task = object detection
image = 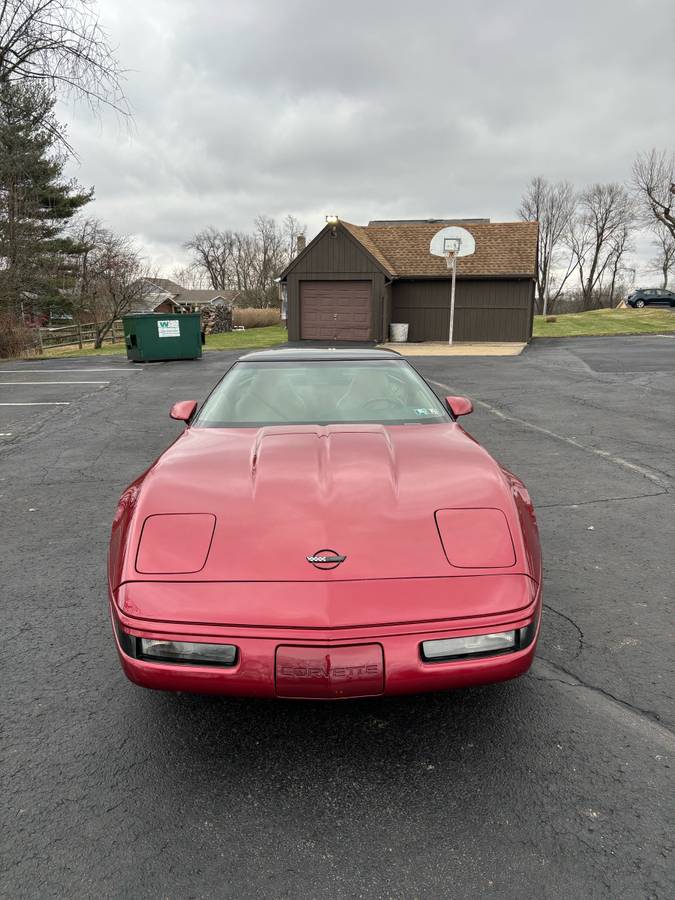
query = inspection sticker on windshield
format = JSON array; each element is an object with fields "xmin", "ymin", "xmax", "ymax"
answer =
[
  {"xmin": 415, "ymin": 408, "xmax": 436, "ymax": 416},
  {"xmin": 157, "ymin": 319, "xmax": 180, "ymax": 338}
]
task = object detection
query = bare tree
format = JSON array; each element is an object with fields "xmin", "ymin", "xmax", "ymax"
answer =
[
  {"xmin": 68, "ymin": 215, "xmax": 105, "ymax": 320},
  {"xmin": 646, "ymin": 223, "xmax": 675, "ymax": 288},
  {"xmin": 185, "ymin": 215, "xmax": 307, "ymax": 307},
  {"xmin": 169, "ymin": 263, "xmax": 206, "ymax": 289},
  {"xmin": 251, "ymin": 215, "xmax": 286, "ymax": 304},
  {"xmin": 0, "ymin": 0, "xmax": 127, "ymax": 127},
  {"xmin": 567, "ymin": 183, "xmax": 634, "ymax": 309},
  {"xmin": 184, "ymin": 227, "xmax": 236, "ymax": 290},
  {"xmin": 518, "ymin": 176, "xmax": 576, "ymax": 313},
  {"xmin": 605, "ymin": 225, "xmax": 633, "ymax": 308},
  {"xmin": 281, "ymin": 213, "xmax": 306, "ymax": 263},
  {"xmin": 632, "ymin": 149, "xmax": 675, "ymax": 240},
  {"xmin": 233, "ymin": 229, "xmax": 257, "ymax": 294},
  {"xmin": 87, "ymin": 230, "xmax": 147, "ymax": 347}
]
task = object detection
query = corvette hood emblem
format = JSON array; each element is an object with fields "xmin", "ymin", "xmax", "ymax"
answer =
[{"xmin": 306, "ymin": 549, "xmax": 347, "ymax": 570}]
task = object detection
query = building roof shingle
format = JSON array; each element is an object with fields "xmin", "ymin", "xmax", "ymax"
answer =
[
  {"xmin": 342, "ymin": 219, "xmax": 538, "ymax": 278},
  {"xmin": 146, "ymin": 277, "xmax": 184, "ymax": 294},
  {"xmin": 129, "ymin": 279, "xmax": 240, "ymax": 313},
  {"xmin": 173, "ymin": 289, "xmax": 239, "ymax": 306},
  {"xmin": 340, "ymin": 221, "xmax": 397, "ymax": 276}
]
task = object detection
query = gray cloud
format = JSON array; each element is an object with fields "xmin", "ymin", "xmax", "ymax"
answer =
[{"xmin": 60, "ymin": 0, "xmax": 674, "ymax": 274}]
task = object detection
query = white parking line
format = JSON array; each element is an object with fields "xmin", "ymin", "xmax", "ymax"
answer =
[
  {"xmin": 0, "ymin": 432, "xmax": 12, "ymax": 436},
  {"xmin": 0, "ymin": 367, "xmax": 143, "ymax": 373},
  {"xmin": 0, "ymin": 381, "xmax": 110, "ymax": 385},
  {"xmin": 0, "ymin": 402, "xmax": 71, "ymax": 406}
]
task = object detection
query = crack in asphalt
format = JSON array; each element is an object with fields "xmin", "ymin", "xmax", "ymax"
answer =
[
  {"xmin": 541, "ymin": 603, "xmax": 585, "ymax": 660},
  {"xmin": 530, "ymin": 658, "xmax": 675, "ymax": 744},
  {"xmin": 537, "ymin": 489, "xmax": 670, "ymax": 509},
  {"xmin": 0, "ymin": 379, "xmax": 132, "ymax": 456}
]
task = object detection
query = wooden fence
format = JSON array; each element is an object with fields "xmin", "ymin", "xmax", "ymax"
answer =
[{"xmin": 36, "ymin": 320, "xmax": 125, "ymax": 352}]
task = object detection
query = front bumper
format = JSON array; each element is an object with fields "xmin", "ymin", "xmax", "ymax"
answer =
[{"xmin": 110, "ymin": 583, "xmax": 541, "ymax": 699}]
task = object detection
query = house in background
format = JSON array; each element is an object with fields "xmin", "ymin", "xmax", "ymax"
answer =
[
  {"xmin": 131, "ymin": 278, "xmax": 240, "ymax": 314},
  {"xmin": 279, "ymin": 218, "xmax": 538, "ymax": 343}
]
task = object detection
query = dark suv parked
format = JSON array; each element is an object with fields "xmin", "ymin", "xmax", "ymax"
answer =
[{"xmin": 626, "ymin": 288, "xmax": 675, "ymax": 308}]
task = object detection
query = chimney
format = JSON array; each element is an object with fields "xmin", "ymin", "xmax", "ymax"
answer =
[{"xmin": 296, "ymin": 234, "xmax": 306, "ymax": 254}]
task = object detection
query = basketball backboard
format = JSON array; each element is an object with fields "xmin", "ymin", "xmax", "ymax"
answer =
[{"xmin": 429, "ymin": 225, "xmax": 476, "ymax": 259}]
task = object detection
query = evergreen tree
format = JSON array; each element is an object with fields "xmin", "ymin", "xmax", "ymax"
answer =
[{"xmin": 0, "ymin": 82, "xmax": 92, "ymax": 316}]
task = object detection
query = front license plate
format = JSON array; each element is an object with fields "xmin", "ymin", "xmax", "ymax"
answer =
[{"xmin": 275, "ymin": 644, "xmax": 384, "ymax": 699}]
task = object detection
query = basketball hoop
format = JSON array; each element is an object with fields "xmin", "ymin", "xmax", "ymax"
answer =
[
  {"xmin": 430, "ymin": 228, "xmax": 476, "ymax": 345},
  {"xmin": 443, "ymin": 237, "xmax": 462, "ymax": 257}
]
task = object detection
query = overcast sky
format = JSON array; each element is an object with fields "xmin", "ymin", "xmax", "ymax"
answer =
[{"xmin": 60, "ymin": 0, "xmax": 674, "ymax": 276}]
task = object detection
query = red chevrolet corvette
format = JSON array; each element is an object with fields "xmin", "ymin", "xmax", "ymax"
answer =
[{"xmin": 109, "ymin": 349, "xmax": 541, "ymax": 699}]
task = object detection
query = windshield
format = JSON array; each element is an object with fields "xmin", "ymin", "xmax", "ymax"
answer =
[{"xmin": 194, "ymin": 360, "xmax": 450, "ymax": 427}]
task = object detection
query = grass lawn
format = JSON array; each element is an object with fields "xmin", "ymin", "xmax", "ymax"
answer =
[
  {"xmin": 533, "ymin": 307, "xmax": 675, "ymax": 338},
  {"xmin": 31, "ymin": 324, "xmax": 288, "ymax": 359},
  {"xmin": 205, "ymin": 324, "xmax": 287, "ymax": 351}
]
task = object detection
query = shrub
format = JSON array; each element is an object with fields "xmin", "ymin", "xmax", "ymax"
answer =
[
  {"xmin": 233, "ymin": 307, "xmax": 281, "ymax": 328},
  {"xmin": 0, "ymin": 314, "xmax": 35, "ymax": 359}
]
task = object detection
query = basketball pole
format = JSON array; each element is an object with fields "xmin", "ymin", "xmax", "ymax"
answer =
[
  {"xmin": 448, "ymin": 250, "xmax": 457, "ymax": 345},
  {"xmin": 434, "ymin": 229, "xmax": 474, "ymax": 343}
]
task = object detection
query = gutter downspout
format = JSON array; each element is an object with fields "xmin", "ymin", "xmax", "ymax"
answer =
[{"xmin": 383, "ymin": 277, "xmax": 394, "ymax": 343}]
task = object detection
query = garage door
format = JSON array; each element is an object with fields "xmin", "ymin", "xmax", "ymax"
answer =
[{"xmin": 300, "ymin": 281, "xmax": 371, "ymax": 341}]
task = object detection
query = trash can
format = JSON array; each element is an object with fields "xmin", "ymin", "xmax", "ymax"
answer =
[
  {"xmin": 389, "ymin": 322, "xmax": 409, "ymax": 343},
  {"xmin": 122, "ymin": 313, "xmax": 203, "ymax": 362}
]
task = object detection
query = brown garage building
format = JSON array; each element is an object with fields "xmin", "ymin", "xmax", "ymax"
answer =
[{"xmin": 280, "ymin": 218, "xmax": 538, "ymax": 343}]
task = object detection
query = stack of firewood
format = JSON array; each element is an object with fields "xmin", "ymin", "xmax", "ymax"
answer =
[{"xmin": 201, "ymin": 305, "xmax": 233, "ymax": 334}]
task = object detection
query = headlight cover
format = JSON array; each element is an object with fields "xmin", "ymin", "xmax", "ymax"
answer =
[
  {"xmin": 435, "ymin": 508, "xmax": 516, "ymax": 568},
  {"xmin": 139, "ymin": 638, "xmax": 237, "ymax": 666},
  {"xmin": 421, "ymin": 630, "xmax": 516, "ymax": 661},
  {"xmin": 135, "ymin": 513, "xmax": 216, "ymax": 575}
]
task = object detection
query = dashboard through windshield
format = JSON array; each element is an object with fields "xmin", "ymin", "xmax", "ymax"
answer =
[{"xmin": 194, "ymin": 360, "xmax": 450, "ymax": 427}]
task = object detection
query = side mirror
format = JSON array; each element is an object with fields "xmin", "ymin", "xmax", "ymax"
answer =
[
  {"xmin": 170, "ymin": 400, "xmax": 198, "ymax": 423},
  {"xmin": 445, "ymin": 395, "xmax": 473, "ymax": 418}
]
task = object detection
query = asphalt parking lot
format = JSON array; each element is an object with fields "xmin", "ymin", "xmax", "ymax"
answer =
[{"xmin": 1, "ymin": 335, "xmax": 673, "ymax": 899}]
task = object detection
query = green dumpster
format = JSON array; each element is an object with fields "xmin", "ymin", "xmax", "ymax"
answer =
[{"xmin": 122, "ymin": 313, "xmax": 203, "ymax": 362}]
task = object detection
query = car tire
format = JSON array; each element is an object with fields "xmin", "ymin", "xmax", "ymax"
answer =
[{"xmin": 635, "ymin": 299, "xmax": 646, "ymax": 308}]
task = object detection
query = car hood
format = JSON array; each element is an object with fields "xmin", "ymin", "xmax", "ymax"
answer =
[{"xmin": 113, "ymin": 423, "xmax": 534, "ymax": 586}]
